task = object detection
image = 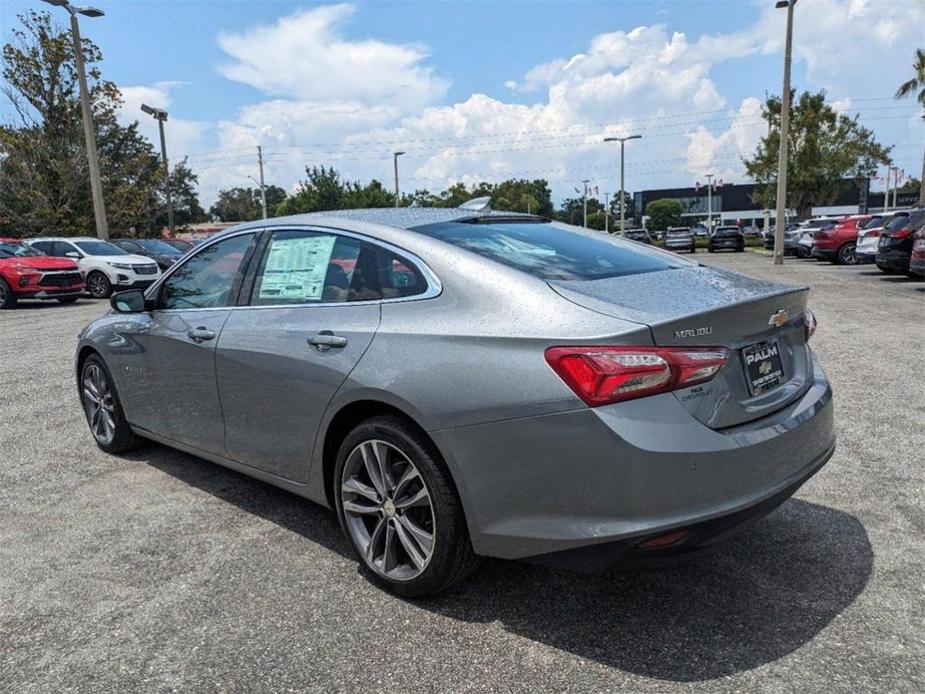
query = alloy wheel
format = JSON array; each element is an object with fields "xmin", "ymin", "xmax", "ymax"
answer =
[
  {"xmin": 0, "ymin": 281, "xmax": 7, "ymax": 304},
  {"xmin": 82, "ymin": 363, "xmax": 116, "ymax": 445},
  {"xmin": 839, "ymin": 244, "xmax": 857, "ymax": 265},
  {"xmin": 87, "ymin": 273, "xmax": 109, "ymax": 298},
  {"xmin": 341, "ymin": 439, "xmax": 435, "ymax": 581}
]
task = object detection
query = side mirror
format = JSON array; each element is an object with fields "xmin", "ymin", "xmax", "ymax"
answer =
[
  {"xmin": 65, "ymin": 251, "xmax": 81, "ymax": 258},
  {"xmin": 110, "ymin": 289, "xmax": 147, "ymax": 314}
]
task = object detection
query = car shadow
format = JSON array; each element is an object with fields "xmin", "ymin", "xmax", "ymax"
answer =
[{"xmin": 134, "ymin": 442, "xmax": 872, "ymax": 683}]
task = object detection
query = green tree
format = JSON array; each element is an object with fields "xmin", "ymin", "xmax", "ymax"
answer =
[
  {"xmin": 894, "ymin": 48, "xmax": 925, "ymax": 204},
  {"xmin": 161, "ymin": 159, "xmax": 207, "ymax": 231},
  {"xmin": 209, "ymin": 186, "xmax": 262, "ymax": 222},
  {"xmin": 263, "ymin": 184, "xmax": 287, "ymax": 212},
  {"xmin": 0, "ymin": 11, "xmax": 195, "ymax": 237},
  {"xmin": 743, "ymin": 90, "xmax": 891, "ymax": 218},
  {"xmin": 275, "ymin": 166, "xmax": 399, "ymax": 215},
  {"xmin": 645, "ymin": 198, "xmax": 683, "ymax": 231}
]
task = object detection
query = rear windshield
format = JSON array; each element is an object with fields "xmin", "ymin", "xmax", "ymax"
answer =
[
  {"xmin": 137, "ymin": 239, "xmax": 182, "ymax": 255},
  {"xmin": 885, "ymin": 213, "xmax": 914, "ymax": 230},
  {"xmin": 411, "ymin": 220, "xmax": 687, "ymax": 281},
  {"xmin": 861, "ymin": 216, "xmax": 883, "ymax": 229}
]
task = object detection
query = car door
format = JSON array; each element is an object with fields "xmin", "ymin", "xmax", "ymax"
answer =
[
  {"xmin": 112, "ymin": 231, "xmax": 259, "ymax": 454},
  {"xmin": 215, "ymin": 228, "xmax": 383, "ymax": 482}
]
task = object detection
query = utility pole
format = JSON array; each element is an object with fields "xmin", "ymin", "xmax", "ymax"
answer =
[
  {"xmin": 604, "ymin": 192, "xmax": 610, "ymax": 233},
  {"xmin": 44, "ymin": 1, "xmax": 108, "ymax": 238},
  {"xmin": 705, "ymin": 173, "xmax": 714, "ymax": 232},
  {"xmin": 393, "ymin": 151, "xmax": 405, "ymax": 207},
  {"xmin": 883, "ymin": 167, "xmax": 891, "ymax": 212},
  {"xmin": 141, "ymin": 104, "xmax": 174, "ymax": 234},
  {"xmin": 257, "ymin": 145, "xmax": 267, "ymax": 219},
  {"xmin": 604, "ymin": 134, "xmax": 642, "ymax": 234},
  {"xmin": 891, "ymin": 167, "xmax": 901, "ymax": 208},
  {"xmin": 582, "ymin": 180, "xmax": 590, "ymax": 228},
  {"xmin": 773, "ymin": 0, "xmax": 797, "ymax": 265}
]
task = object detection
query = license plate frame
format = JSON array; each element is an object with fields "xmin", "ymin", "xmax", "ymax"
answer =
[{"xmin": 742, "ymin": 340, "xmax": 784, "ymax": 396}]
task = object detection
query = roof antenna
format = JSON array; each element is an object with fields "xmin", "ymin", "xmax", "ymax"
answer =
[{"xmin": 458, "ymin": 196, "xmax": 492, "ymax": 212}]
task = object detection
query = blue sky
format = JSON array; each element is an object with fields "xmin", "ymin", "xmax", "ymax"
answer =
[{"xmin": 2, "ymin": 0, "xmax": 922, "ymax": 205}]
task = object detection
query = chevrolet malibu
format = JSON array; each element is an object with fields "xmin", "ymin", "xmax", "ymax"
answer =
[{"xmin": 75, "ymin": 205, "xmax": 835, "ymax": 597}]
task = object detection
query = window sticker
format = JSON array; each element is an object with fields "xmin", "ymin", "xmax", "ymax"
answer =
[{"xmin": 258, "ymin": 235, "xmax": 337, "ymax": 301}]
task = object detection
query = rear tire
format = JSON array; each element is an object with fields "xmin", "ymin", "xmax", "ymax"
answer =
[
  {"xmin": 79, "ymin": 355, "xmax": 142, "ymax": 454},
  {"xmin": 836, "ymin": 243, "xmax": 857, "ymax": 265},
  {"xmin": 86, "ymin": 271, "xmax": 112, "ymax": 299},
  {"xmin": 0, "ymin": 278, "xmax": 17, "ymax": 309},
  {"xmin": 334, "ymin": 415, "xmax": 479, "ymax": 598}
]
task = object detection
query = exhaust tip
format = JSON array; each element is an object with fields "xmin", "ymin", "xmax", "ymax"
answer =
[{"xmin": 637, "ymin": 529, "xmax": 690, "ymax": 550}]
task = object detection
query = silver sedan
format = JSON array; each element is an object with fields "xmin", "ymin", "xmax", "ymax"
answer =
[{"xmin": 75, "ymin": 205, "xmax": 835, "ymax": 597}]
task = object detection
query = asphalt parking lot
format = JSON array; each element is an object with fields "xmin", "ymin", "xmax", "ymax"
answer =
[{"xmin": 1, "ymin": 251, "xmax": 923, "ymax": 693}]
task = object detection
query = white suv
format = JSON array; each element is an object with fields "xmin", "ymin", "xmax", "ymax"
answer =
[
  {"xmin": 856, "ymin": 211, "xmax": 907, "ymax": 264},
  {"xmin": 25, "ymin": 237, "xmax": 161, "ymax": 298}
]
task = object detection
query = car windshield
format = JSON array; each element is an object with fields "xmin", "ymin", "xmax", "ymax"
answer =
[
  {"xmin": 0, "ymin": 241, "xmax": 43, "ymax": 258},
  {"xmin": 136, "ymin": 239, "xmax": 182, "ymax": 255},
  {"xmin": 73, "ymin": 240, "xmax": 127, "ymax": 256},
  {"xmin": 411, "ymin": 220, "xmax": 687, "ymax": 281}
]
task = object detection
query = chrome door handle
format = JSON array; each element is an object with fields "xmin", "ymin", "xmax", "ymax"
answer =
[
  {"xmin": 187, "ymin": 327, "xmax": 216, "ymax": 343},
  {"xmin": 308, "ymin": 331, "xmax": 348, "ymax": 351}
]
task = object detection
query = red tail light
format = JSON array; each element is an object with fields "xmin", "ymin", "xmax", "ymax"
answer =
[
  {"xmin": 804, "ymin": 309, "xmax": 817, "ymax": 342},
  {"xmin": 545, "ymin": 345, "xmax": 729, "ymax": 406},
  {"xmin": 892, "ymin": 227, "xmax": 913, "ymax": 240}
]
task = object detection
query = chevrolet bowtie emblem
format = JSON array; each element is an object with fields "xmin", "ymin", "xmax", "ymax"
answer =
[{"xmin": 768, "ymin": 309, "xmax": 789, "ymax": 328}]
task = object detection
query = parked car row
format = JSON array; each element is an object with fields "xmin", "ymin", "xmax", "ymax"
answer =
[
  {"xmin": 0, "ymin": 236, "xmax": 203, "ymax": 309},
  {"xmin": 759, "ymin": 209, "xmax": 925, "ymax": 278}
]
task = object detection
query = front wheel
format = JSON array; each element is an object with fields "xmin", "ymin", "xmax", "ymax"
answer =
[
  {"xmin": 86, "ymin": 271, "xmax": 112, "ymax": 299},
  {"xmin": 0, "ymin": 278, "xmax": 17, "ymax": 309},
  {"xmin": 79, "ymin": 355, "xmax": 141, "ymax": 454},
  {"xmin": 335, "ymin": 416, "xmax": 479, "ymax": 597}
]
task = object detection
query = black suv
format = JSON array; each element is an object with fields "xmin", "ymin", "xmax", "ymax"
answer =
[
  {"xmin": 876, "ymin": 208, "xmax": 925, "ymax": 277},
  {"xmin": 708, "ymin": 226, "xmax": 745, "ymax": 253}
]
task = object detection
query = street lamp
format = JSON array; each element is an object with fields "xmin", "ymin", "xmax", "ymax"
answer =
[
  {"xmin": 773, "ymin": 0, "xmax": 797, "ymax": 265},
  {"xmin": 393, "ymin": 151, "xmax": 405, "ymax": 207},
  {"xmin": 140, "ymin": 103, "xmax": 174, "ymax": 234},
  {"xmin": 604, "ymin": 134, "xmax": 642, "ymax": 233},
  {"xmin": 42, "ymin": 0, "xmax": 108, "ymax": 238}
]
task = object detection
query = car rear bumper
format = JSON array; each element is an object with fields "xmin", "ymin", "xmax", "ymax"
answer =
[
  {"xmin": 811, "ymin": 247, "xmax": 836, "ymax": 260},
  {"xmin": 433, "ymin": 355, "xmax": 835, "ymax": 565},
  {"xmin": 875, "ymin": 249, "xmax": 910, "ymax": 271}
]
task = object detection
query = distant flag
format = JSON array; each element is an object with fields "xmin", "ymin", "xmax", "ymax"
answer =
[{"xmin": 695, "ymin": 181, "xmax": 700, "ymax": 191}]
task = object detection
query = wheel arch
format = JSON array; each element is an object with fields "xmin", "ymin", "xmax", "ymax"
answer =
[
  {"xmin": 319, "ymin": 398, "xmax": 466, "ymax": 520},
  {"xmin": 75, "ymin": 344, "xmax": 101, "ymax": 384}
]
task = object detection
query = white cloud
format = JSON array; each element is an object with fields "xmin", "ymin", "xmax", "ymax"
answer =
[
  {"xmin": 186, "ymin": 0, "xmax": 923, "ymax": 206},
  {"xmin": 216, "ymin": 4, "xmax": 448, "ymax": 111}
]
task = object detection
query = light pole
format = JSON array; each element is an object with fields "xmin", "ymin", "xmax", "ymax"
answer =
[
  {"xmin": 43, "ymin": 0, "xmax": 108, "ymax": 238},
  {"xmin": 393, "ymin": 151, "xmax": 405, "ymax": 207},
  {"xmin": 604, "ymin": 134, "xmax": 642, "ymax": 234},
  {"xmin": 604, "ymin": 192, "xmax": 610, "ymax": 233},
  {"xmin": 140, "ymin": 103, "xmax": 174, "ymax": 234},
  {"xmin": 773, "ymin": 0, "xmax": 797, "ymax": 265}
]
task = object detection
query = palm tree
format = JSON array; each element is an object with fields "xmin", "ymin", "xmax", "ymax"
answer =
[{"xmin": 895, "ymin": 48, "xmax": 925, "ymax": 204}]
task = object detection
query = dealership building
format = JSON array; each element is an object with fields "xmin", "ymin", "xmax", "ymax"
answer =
[{"xmin": 631, "ymin": 179, "xmax": 910, "ymax": 228}]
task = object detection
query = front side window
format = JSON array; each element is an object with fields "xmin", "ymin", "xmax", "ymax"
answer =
[
  {"xmin": 251, "ymin": 230, "xmax": 380, "ymax": 305},
  {"xmin": 158, "ymin": 233, "xmax": 255, "ymax": 310}
]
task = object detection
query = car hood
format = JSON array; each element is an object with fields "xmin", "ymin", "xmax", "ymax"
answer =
[
  {"xmin": 1, "ymin": 256, "xmax": 78, "ymax": 271},
  {"xmin": 94, "ymin": 254, "xmax": 155, "ymax": 265}
]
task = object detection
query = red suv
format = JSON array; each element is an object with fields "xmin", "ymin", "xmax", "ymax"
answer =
[
  {"xmin": 0, "ymin": 237, "xmax": 85, "ymax": 309},
  {"xmin": 812, "ymin": 214, "xmax": 876, "ymax": 265}
]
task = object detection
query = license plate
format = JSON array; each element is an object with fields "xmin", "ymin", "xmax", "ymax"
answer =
[
  {"xmin": 742, "ymin": 341, "xmax": 784, "ymax": 396},
  {"xmin": 879, "ymin": 236, "xmax": 889, "ymax": 247}
]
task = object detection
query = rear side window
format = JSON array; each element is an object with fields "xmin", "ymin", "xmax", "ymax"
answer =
[
  {"xmin": 886, "ymin": 214, "xmax": 911, "ymax": 230},
  {"xmin": 251, "ymin": 230, "xmax": 380, "ymax": 305},
  {"xmin": 411, "ymin": 220, "xmax": 685, "ymax": 281},
  {"xmin": 377, "ymin": 248, "xmax": 428, "ymax": 299}
]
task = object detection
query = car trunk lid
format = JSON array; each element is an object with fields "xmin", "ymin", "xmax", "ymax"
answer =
[{"xmin": 549, "ymin": 265, "xmax": 813, "ymax": 428}]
